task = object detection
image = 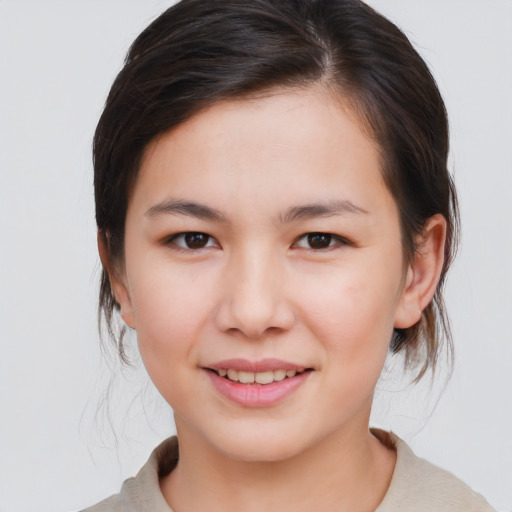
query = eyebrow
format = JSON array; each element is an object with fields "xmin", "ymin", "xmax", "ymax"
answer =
[
  {"xmin": 145, "ymin": 198, "xmax": 368, "ymax": 223},
  {"xmin": 279, "ymin": 200, "xmax": 369, "ymax": 224},
  {"xmin": 145, "ymin": 199, "xmax": 227, "ymax": 222}
]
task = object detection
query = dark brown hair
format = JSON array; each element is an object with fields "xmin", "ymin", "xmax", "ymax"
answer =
[{"xmin": 94, "ymin": 0, "xmax": 459, "ymax": 380}]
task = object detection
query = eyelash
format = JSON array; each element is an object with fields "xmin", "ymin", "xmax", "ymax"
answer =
[
  {"xmin": 292, "ymin": 232, "xmax": 351, "ymax": 251},
  {"xmin": 166, "ymin": 232, "xmax": 219, "ymax": 250},
  {"xmin": 165, "ymin": 231, "xmax": 351, "ymax": 252}
]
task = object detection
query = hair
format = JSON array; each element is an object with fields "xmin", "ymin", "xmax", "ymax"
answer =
[{"xmin": 94, "ymin": 0, "xmax": 459, "ymax": 381}]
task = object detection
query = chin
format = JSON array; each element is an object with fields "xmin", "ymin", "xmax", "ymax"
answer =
[{"xmin": 207, "ymin": 426, "xmax": 312, "ymax": 463}]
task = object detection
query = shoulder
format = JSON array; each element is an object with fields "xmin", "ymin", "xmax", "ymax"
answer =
[
  {"xmin": 80, "ymin": 492, "xmax": 126, "ymax": 512},
  {"xmin": 80, "ymin": 437, "xmax": 178, "ymax": 512},
  {"xmin": 374, "ymin": 429, "xmax": 495, "ymax": 512}
]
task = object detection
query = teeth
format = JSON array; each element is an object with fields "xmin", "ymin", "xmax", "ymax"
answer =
[
  {"xmin": 255, "ymin": 371, "xmax": 273, "ymax": 384},
  {"xmin": 227, "ymin": 369, "xmax": 238, "ymax": 381},
  {"xmin": 273, "ymin": 369, "xmax": 286, "ymax": 381},
  {"xmin": 238, "ymin": 371, "xmax": 255, "ymax": 384},
  {"xmin": 216, "ymin": 368, "xmax": 304, "ymax": 384}
]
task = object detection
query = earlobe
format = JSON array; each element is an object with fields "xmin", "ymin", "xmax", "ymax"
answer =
[
  {"xmin": 394, "ymin": 214, "xmax": 447, "ymax": 329},
  {"xmin": 97, "ymin": 230, "xmax": 136, "ymax": 329}
]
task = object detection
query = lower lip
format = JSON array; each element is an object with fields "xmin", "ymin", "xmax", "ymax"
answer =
[{"xmin": 206, "ymin": 370, "xmax": 311, "ymax": 407}]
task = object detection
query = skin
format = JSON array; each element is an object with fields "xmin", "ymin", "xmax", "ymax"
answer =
[{"xmin": 104, "ymin": 86, "xmax": 446, "ymax": 512}]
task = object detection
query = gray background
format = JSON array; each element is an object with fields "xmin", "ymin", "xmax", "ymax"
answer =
[{"xmin": 0, "ymin": 1, "xmax": 511, "ymax": 510}]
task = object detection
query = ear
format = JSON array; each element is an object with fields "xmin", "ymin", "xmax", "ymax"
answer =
[
  {"xmin": 394, "ymin": 214, "xmax": 447, "ymax": 329},
  {"xmin": 97, "ymin": 230, "xmax": 136, "ymax": 329}
]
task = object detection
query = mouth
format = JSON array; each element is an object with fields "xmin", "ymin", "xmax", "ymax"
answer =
[
  {"xmin": 208, "ymin": 367, "xmax": 311, "ymax": 385},
  {"xmin": 203, "ymin": 358, "xmax": 314, "ymax": 406}
]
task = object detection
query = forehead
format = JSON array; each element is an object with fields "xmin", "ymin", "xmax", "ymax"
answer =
[{"xmin": 134, "ymin": 86, "xmax": 393, "ymax": 219}]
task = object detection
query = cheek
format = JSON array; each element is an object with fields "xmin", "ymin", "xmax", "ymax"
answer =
[
  {"xmin": 125, "ymin": 264, "xmax": 221, "ymax": 409},
  {"xmin": 286, "ymin": 265, "xmax": 399, "ymax": 430},
  {"xmin": 126, "ymin": 257, "xmax": 217, "ymax": 366},
  {"xmin": 294, "ymin": 258, "xmax": 401, "ymax": 366},
  {"xmin": 303, "ymin": 274, "xmax": 396, "ymax": 333}
]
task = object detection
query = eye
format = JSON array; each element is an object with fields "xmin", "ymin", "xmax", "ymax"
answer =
[
  {"xmin": 167, "ymin": 232, "xmax": 219, "ymax": 250},
  {"xmin": 293, "ymin": 232, "xmax": 348, "ymax": 250}
]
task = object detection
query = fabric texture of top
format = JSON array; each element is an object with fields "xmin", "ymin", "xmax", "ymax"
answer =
[{"xmin": 82, "ymin": 430, "xmax": 495, "ymax": 512}]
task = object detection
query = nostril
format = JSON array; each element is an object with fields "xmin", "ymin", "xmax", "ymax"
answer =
[{"xmin": 212, "ymin": 262, "xmax": 295, "ymax": 337}]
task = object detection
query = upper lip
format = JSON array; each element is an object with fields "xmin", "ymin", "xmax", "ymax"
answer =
[{"xmin": 205, "ymin": 358, "xmax": 310, "ymax": 372}]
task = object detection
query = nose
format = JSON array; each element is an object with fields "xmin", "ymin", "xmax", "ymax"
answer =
[{"xmin": 214, "ymin": 247, "xmax": 295, "ymax": 339}]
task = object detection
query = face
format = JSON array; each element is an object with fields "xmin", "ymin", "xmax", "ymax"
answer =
[{"xmin": 113, "ymin": 87, "xmax": 417, "ymax": 461}]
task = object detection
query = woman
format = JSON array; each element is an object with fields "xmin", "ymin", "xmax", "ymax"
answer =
[{"xmin": 84, "ymin": 0, "xmax": 494, "ymax": 510}]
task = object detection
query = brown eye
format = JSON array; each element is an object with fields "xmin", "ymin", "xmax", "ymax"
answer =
[
  {"xmin": 168, "ymin": 232, "xmax": 217, "ymax": 250},
  {"xmin": 184, "ymin": 232, "xmax": 210, "ymax": 248},
  {"xmin": 293, "ymin": 232, "xmax": 349, "ymax": 250},
  {"xmin": 306, "ymin": 233, "xmax": 333, "ymax": 249}
]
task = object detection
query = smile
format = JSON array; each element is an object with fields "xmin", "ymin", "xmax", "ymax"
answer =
[
  {"xmin": 215, "ymin": 368, "xmax": 306, "ymax": 385},
  {"xmin": 205, "ymin": 359, "xmax": 313, "ymax": 407}
]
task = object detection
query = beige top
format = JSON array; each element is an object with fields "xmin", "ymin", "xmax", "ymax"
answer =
[{"xmin": 82, "ymin": 430, "xmax": 495, "ymax": 512}]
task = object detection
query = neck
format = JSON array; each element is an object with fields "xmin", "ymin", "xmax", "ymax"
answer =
[{"xmin": 160, "ymin": 419, "xmax": 396, "ymax": 512}]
